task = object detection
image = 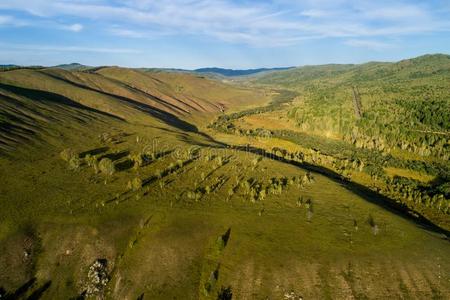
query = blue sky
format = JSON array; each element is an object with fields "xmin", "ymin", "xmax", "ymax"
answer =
[{"xmin": 0, "ymin": 0, "xmax": 449, "ymax": 68}]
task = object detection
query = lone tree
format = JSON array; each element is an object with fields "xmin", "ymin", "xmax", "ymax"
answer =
[
  {"xmin": 99, "ymin": 158, "xmax": 115, "ymax": 176},
  {"xmin": 367, "ymin": 214, "xmax": 379, "ymax": 235},
  {"xmin": 60, "ymin": 148, "xmax": 76, "ymax": 162},
  {"xmin": 127, "ymin": 177, "xmax": 142, "ymax": 191},
  {"xmin": 68, "ymin": 156, "xmax": 81, "ymax": 170}
]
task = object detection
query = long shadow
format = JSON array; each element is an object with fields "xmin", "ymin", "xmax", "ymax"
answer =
[
  {"xmin": 218, "ymin": 286, "xmax": 233, "ymax": 300},
  {"xmin": 116, "ymin": 159, "xmax": 134, "ymax": 171},
  {"xmin": 0, "ymin": 277, "xmax": 37, "ymax": 299},
  {"xmin": 221, "ymin": 228, "xmax": 231, "ymax": 247},
  {"xmin": 99, "ymin": 150, "xmax": 129, "ymax": 162},
  {"xmin": 0, "ymin": 83, "xmax": 124, "ymax": 121},
  {"xmin": 207, "ymin": 142, "xmax": 450, "ymax": 237},
  {"xmin": 27, "ymin": 280, "xmax": 51, "ymax": 300},
  {"xmin": 40, "ymin": 72, "xmax": 199, "ymax": 133},
  {"xmin": 116, "ymin": 159, "xmax": 134, "ymax": 172},
  {"xmin": 43, "ymin": 71, "xmax": 190, "ymax": 115},
  {"xmin": 79, "ymin": 146, "xmax": 109, "ymax": 158}
]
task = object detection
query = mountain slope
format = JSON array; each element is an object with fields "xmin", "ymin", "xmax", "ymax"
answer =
[
  {"xmin": 194, "ymin": 67, "xmax": 293, "ymax": 77},
  {"xmin": 0, "ymin": 67, "xmax": 269, "ymax": 152},
  {"xmin": 254, "ymin": 54, "xmax": 450, "ymax": 86}
]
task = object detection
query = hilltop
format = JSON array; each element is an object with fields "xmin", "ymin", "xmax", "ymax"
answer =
[
  {"xmin": 54, "ymin": 63, "xmax": 92, "ymax": 71},
  {"xmin": 253, "ymin": 53, "xmax": 450, "ymax": 86}
]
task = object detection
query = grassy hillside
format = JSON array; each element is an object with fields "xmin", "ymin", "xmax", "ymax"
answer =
[
  {"xmin": 208, "ymin": 54, "xmax": 450, "ymax": 232},
  {"xmin": 0, "ymin": 58, "xmax": 449, "ymax": 299}
]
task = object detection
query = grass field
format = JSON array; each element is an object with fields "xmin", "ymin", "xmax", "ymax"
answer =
[{"xmin": 0, "ymin": 57, "xmax": 449, "ymax": 299}]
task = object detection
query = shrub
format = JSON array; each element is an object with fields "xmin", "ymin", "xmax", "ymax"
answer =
[
  {"xmin": 216, "ymin": 236, "xmax": 225, "ymax": 252},
  {"xmin": 302, "ymin": 171, "xmax": 314, "ymax": 184},
  {"xmin": 353, "ymin": 219, "xmax": 358, "ymax": 231},
  {"xmin": 204, "ymin": 268, "xmax": 219, "ymax": 296},
  {"xmin": 99, "ymin": 132, "xmax": 112, "ymax": 143},
  {"xmin": 98, "ymin": 158, "xmax": 115, "ymax": 176},
  {"xmin": 92, "ymin": 161, "xmax": 100, "ymax": 174},
  {"xmin": 368, "ymin": 214, "xmax": 379, "ymax": 235},
  {"xmin": 127, "ymin": 177, "xmax": 142, "ymax": 191},
  {"xmin": 68, "ymin": 156, "xmax": 81, "ymax": 170},
  {"xmin": 216, "ymin": 156, "xmax": 224, "ymax": 167},
  {"xmin": 159, "ymin": 180, "xmax": 166, "ymax": 190},
  {"xmin": 305, "ymin": 198, "xmax": 312, "ymax": 209},
  {"xmin": 252, "ymin": 157, "xmax": 262, "ymax": 166},
  {"xmin": 307, "ymin": 205, "xmax": 314, "ymax": 221},
  {"xmin": 130, "ymin": 153, "xmax": 144, "ymax": 169},
  {"xmin": 177, "ymin": 159, "xmax": 184, "ymax": 168},
  {"xmin": 85, "ymin": 154, "xmax": 97, "ymax": 167},
  {"xmin": 60, "ymin": 148, "xmax": 75, "ymax": 162},
  {"xmin": 155, "ymin": 169, "xmax": 163, "ymax": 179},
  {"xmin": 259, "ymin": 189, "xmax": 267, "ymax": 201}
]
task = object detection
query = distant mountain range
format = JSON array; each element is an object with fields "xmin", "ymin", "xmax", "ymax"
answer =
[
  {"xmin": 1, "ymin": 63, "xmax": 294, "ymax": 77},
  {"xmin": 54, "ymin": 63, "xmax": 92, "ymax": 70},
  {"xmin": 4, "ymin": 54, "xmax": 449, "ymax": 78},
  {"xmin": 192, "ymin": 67, "xmax": 294, "ymax": 77}
]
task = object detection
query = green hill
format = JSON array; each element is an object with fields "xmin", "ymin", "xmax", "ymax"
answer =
[
  {"xmin": 0, "ymin": 56, "xmax": 449, "ymax": 299},
  {"xmin": 252, "ymin": 54, "xmax": 450, "ymax": 160}
]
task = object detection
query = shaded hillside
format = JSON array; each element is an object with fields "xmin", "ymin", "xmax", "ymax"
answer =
[
  {"xmin": 96, "ymin": 67, "xmax": 268, "ymax": 116},
  {"xmin": 0, "ymin": 83, "xmax": 123, "ymax": 152},
  {"xmin": 0, "ymin": 67, "xmax": 268, "ymax": 151}
]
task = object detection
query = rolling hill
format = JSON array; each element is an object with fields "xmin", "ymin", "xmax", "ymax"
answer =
[
  {"xmin": 0, "ymin": 67, "xmax": 270, "ymax": 152},
  {"xmin": 0, "ymin": 55, "xmax": 449, "ymax": 299}
]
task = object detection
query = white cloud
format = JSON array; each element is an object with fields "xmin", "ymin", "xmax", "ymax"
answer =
[
  {"xmin": 65, "ymin": 23, "xmax": 83, "ymax": 32},
  {"xmin": 109, "ymin": 28, "xmax": 145, "ymax": 38},
  {"xmin": 345, "ymin": 39, "xmax": 394, "ymax": 50},
  {"xmin": 300, "ymin": 9, "xmax": 331, "ymax": 18},
  {"xmin": 0, "ymin": 43, "xmax": 141, "ymax": 54},
  {"xmin": 0, "ymin": 15, "xmax": 12, "ymax": 24},
  {"xmin": 0, "ymin": 0, "xmax": 449, "ymax": 46},
  {"xmin": 0, "ymin": 14, "xmax": 28, "ymax": 26}
]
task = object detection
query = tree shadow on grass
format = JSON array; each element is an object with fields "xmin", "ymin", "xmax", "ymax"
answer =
[
  {"xmin": 27, "ymin": 280, "xmax": 51, "ymax": 300},
  {"xmin": 116, "ymin": 159, "xmax": 134, "ymax": 171},
  {"xmin": 0, "ymin": 83, "xmax": 124, "ymax": 121},
  {"xmin": 228, "ymin": 144, "xmax": 450, "ymax": 237},
  {"xmin": 99, "ymin": 150, "xmax": 129, "ymax": 162},
  {"xmin": 39, "ymin": 73, "xmax": 201, "ymax": 133},
  {"xmin": 79, "ymin": 146, "xmax": 109, "ymax": 158},
  {"xmin": 1, "ymin": 277, "xmax": 36, "ymax": 299},
  {"xmin": 0, "ymin": 278, "xmax": 51, "ymax": 300},
  {"xmin": 218, "ymin": 286, "xmax": 233, "ymax": 300},
  {"xmin": 221, "ymin": 228, "xmax": 231, "ymax": 247}
]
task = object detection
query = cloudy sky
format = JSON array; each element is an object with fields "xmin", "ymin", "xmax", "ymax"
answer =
[{"xmin": 0, "ymin": 0, "xmax": 449, "ymax": 68}]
